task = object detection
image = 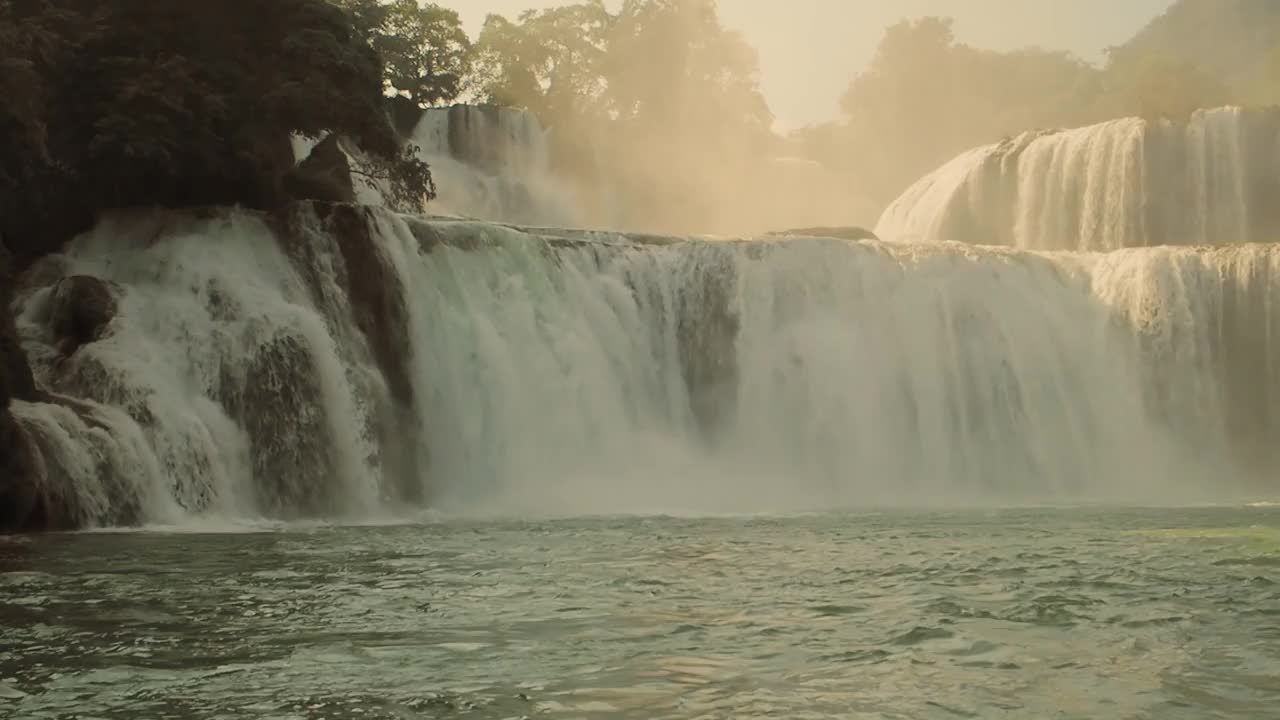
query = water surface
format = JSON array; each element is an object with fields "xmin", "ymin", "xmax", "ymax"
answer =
[{"xmin": 2, "ymin": 507, "xmax": 1279, "ymax": 719}]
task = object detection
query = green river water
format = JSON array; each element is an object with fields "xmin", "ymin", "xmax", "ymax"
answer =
[{"xmin": 2, "ymin": 507, "xmax": 1279, "ymax": 719}]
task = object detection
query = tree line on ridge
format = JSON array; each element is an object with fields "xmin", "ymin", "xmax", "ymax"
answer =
[
  {"xmin": 2, "ymin": 0, "xmax": 1279, "ymax": 265},
  {"xmin": 345, "ymin": 0, "xmax": 1280, "ymax": 227}
]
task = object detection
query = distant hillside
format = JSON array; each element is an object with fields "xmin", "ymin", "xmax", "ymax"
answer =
[{"xmin": 1108, "ymin": 0, "xmax": 1280, "ymax": 101}]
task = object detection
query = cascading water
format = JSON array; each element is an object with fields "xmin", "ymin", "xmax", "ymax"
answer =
[
  {"xmin": 875, "ymin": 106, "xmax": 1280, "ymax": 249},
  {"xmin": 290, "ymin": 105, "xmax": 584, "ymax": 226},
  {"xmin": 406, "ymin": 105, "xmax": 581, "ymax": 227},
  {"xmin": 9, "ymin": 202, "xmax": 1279, "ymax": 527}
]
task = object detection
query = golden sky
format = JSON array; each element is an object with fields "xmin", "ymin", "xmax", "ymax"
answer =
[{"xmin": 457, "ymin": 0, "xmax": 1176, "ymax": 129}]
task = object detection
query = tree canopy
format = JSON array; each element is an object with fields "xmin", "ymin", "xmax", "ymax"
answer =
[
  {"xmin": 474, "ymin": 1, "xmax": 611, "ymax": 121},
  {"xmin": 0, "ymin": 0, "xmax": 432, "ymax": 267},
  {"xmin": 6, "ymin": 0, "xmax": 1280, "ymax": 248},
  {"xmin": 472, "ymin": 0, "xmax": 773, "ymax": 231},
  {"xmin": 339, "ymin": 0, "xmax": 473, "ymax": 108}
]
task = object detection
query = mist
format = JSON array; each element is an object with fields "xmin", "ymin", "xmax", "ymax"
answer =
[{"xmin": 431, "ymin": 0, "xmax": 1280, "ymax": 240}]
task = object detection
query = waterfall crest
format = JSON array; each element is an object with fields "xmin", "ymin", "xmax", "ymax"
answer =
[
  {"xmin": 875, "ymin": 106, "xmax": 1280, "ymax": 249},
  {"xmin": 8, "ymin": 202, "xmax": 1279, "ymax": 527}
]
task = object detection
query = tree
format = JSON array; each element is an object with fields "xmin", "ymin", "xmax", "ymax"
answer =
[
  {"xmin": 599, "ymin": 0, "xmax": 774, "ymax": 230},
  {"xmin": 0, "ymin": 1, "xmax": 52, "ymax": 201},
  {"xmin": 1101, "ymin": 54, "xmax": 1230, "ymax": 120},
  {"xmin": 605, "ymin": 0, "xmax": 771, "ymax": 137},
  {"xmin": 375, "ymin": 0, "xmax": 472, "ymax": 108},
  {"xmin": 0, "ymin": 0, "xmax": 432, "ymax": 267},
  {"xmin": 471, "ymin": 1, "xmax": 613, "ymax": 178},
  {"xmin": 471, "ymin": 0, "xmax": 777, "ymax": 232},
  {"xmin": 333, "ymin": 0, "xmax": 473, "ymax": 108},
  {"xmin": 473, "ymin": 1, "xmax": 612, "ymax": 121},
  {"xmin": 827, "ymin": 17, "xmax": 1107, "ymax": 207},
  {"xmin": 1108, "ymin": 0, "xmax": 1280, "ymax": 99}
]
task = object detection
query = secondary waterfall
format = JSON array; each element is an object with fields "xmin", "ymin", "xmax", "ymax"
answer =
[
  {"xmin": 406, "ymin": 105, "xmax": 581, "ymax": 227},
  {"xmin": 875, "ymin": 106, "xmax": 1280, "ymax": 249},
  {"xmin": 291, "ymin": 105, "xmax": 583, "ymax": 227},
  {"xmin": 8, "ymin": 203, "xmax": 1279, "ymax": 527}
]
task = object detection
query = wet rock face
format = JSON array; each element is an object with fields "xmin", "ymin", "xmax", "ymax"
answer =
[
  {"xmin": 49, "ymin": 275, "xmax": 119, "ymax": 354},
  {"xmin": 221, "ymin": 331, "xmax": 339, "ymax": 518},
  {"xmin": 317, "ymin": 204, "xmax": 414, "ymax": 406},
  {"xmin": 0, "ymin": 322, "xmax": 37, "ymax": 405},
  {"xmin": 1, "ymin": 245, "xmax": 37, "ymax": 405},
  {"xmin": 271, "ymin": 202, "xmax": 424, "ymax": 505},
  {"xmin": 284, "ymin": 135, "xmax": 356, "ymax": 204},
  {"xmin": 0, "ymin": 411, "xmax": 44, "ymax": 532},
  {"xmin": 1, "ymin": 247, "xmax": 49, "ymax": 532},
  {"xmin": 678, "ymin": 255, "xmax": 741, "ymax": 442},
  {"xmin": 317, "ymin": 204, "xmax": 423, "ymax": 504}
]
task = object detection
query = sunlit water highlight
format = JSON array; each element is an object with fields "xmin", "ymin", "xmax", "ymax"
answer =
[{"xmin": 2, "ymin": 508, "xmax": 1279, "ymax": 719}]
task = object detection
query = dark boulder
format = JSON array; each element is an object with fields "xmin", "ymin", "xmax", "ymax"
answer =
[
  {"xmin": 49, "ymin": 275, "xmax": 119, "ymax": 354},
  {"xmin": 283, "ymin": 135, "xmax": 356, "ymax": 204},
  {"xmin": 388, "ymin": 96, "xmax": 424, "ymax": 139}
]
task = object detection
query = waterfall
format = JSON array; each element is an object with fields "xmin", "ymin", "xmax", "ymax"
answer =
[
  {"xmin": 289, "ymin": 105, "xmax": 583, "ymax": 226},
  {"xmin": 8, "ymin": 202, "xmax": 1279, "ymax": 528},
  {"xmin": 875, "ymin": 106, "xmax": 1280, "ymax": 249},
  {"xmin": 406, "ymin": 105, "xmax": 581, "ymax": 227}
]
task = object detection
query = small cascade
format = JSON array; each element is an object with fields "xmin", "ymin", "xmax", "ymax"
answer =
[
  {"xmin": 8, "ymin": 204, "xmax": 1280, "ymax": 527},
  {"xmin": 11, "ymin": 208, "xmax": 394, "ymax": 525},
  {"xmin": 407, "ymin": 105, "xmax": 580, "ymax": 227},
  {"xmin": 875, "ymin": 106, "xmax": 1280, "ymax": 249}
]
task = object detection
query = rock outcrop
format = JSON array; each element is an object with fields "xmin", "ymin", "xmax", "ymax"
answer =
[
  {"xmin": 315, "ymin": 203, "xmax": 423, "ymax": 504},
  {"xmin": 49, "ymin": 275, "xmax": 119, "ymax": 354},
  {"xmin": 284, "ymin": 135, "xmax": 356, "ymax": 204},
  {"xmin": 1, "ymin": 245, "xmax": 51, "ymax": 531}
]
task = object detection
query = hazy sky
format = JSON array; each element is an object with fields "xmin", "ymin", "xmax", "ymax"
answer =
[{"xmin": 457, "ymin": 0, "xmax": 1176, "ymax": 129}]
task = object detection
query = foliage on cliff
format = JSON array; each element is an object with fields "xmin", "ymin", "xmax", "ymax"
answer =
[
  {"xmin": 0, "ymin": 0, "xmax": 432, "ymax": 269},
  {"xmin": 336, "ymin": 0, "xmax": 473, "ymax": 108}
]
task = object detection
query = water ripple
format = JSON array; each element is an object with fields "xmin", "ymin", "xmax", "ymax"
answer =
[{"xmin": 1, "ymin": 507, "xmax": 1278, "ymax": 719}]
